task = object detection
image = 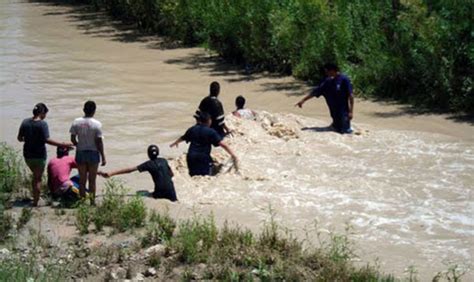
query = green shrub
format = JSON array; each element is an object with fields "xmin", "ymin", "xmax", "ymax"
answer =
[
  {"xmin": 172, "ymin": 215, "xmax": 218, "ymax": 263},
  {"xmin": 75, "ymin": 202, "xmax": 91, "ymax": 235},
  {"xmin": 116, "ymin": 195, "xmax": 147, "ymax": 232},
  {"xmin": 0, "ymin": 205, "xmax": 13, "ymax": 243},
  {"xmin": 0, "ymin": 143, "xmax": 26, "ymax": 205},
  {"xmin": 17, "ymin": 207, "xmax": 32, "ymax": 230},
  {"xmin": 142, "ymin": 210, "xmax": 176, "ymax": 247}
]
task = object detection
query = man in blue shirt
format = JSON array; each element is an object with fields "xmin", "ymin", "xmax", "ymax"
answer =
[
  {"xmin": 170, "ymin": 112, "xmax": 238, "ymax": 176},
  {"xmin": 295, "ymin": 63, "xmax": 354, "ymax": 134}
]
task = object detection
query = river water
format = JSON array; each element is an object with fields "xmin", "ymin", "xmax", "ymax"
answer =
[{"xmin": 1, "ymin": 1, "xmax": 473, "ymax": 279}]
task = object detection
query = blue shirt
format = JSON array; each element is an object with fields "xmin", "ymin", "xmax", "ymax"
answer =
[
  {"xmin": 182, "ymin": 124, "xmax": 223, "ymax": 156},
  {"xmin": 311, "ymin": 74, "xmax": 353, "ymax": 119}
]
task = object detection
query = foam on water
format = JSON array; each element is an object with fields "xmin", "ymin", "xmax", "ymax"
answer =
[{"xmin": 169, "ymin": 112, "xmax": 473, "ymax": 277}]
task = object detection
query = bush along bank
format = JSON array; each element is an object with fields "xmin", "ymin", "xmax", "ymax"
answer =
[{"xmin": 58, "ymin": 0, "xmax": 472, "ymax": 114}]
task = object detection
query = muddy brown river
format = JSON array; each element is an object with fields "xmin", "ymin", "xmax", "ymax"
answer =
[{"xmin": 1, "ymin": 1, "xmax": 473, "ymax": 279}]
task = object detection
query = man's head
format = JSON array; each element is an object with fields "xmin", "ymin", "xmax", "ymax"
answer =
[
  {"xmin": 197, "ymin": 111, "xmax": 212, "ymax": 127},
  {"xmin": 83, "ymin": 100, "xmax": 96, "ymax": 117},
  {"xmin": 323, "ymin": 63, "xmax": 339, "ymax": 78},
  {"xmin": 147, "ymin": 144, "xmax": 160, "ymax": 160},
  {"xmin": 56, "ymin": 146, "xmax": 70, "ymax": 158},
  {"xmin": 210, "ymin": 81, "xmax": 220, "ymax": 97},
  {"xmin": 235, "ymin": 95, "xmax": 246, "ymax": 109},
  {"xmin": 33, "ymin": 103, "xmax": 49, "ymax": 119}
]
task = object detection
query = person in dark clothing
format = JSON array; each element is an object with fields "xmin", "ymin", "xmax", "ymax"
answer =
[
  {"xmin": 17, "ymin": 103, "xmax": 73, "ymax": 206},
  {"xmin": 100, "ymin": 145, "xmax": 177, "ymax": 202},
  {"xmin": 196, "ymin": 81, "xmax": 232, "ymax": 137},
  {"xmin": 170, "ymin": 112, "xmax": 238, "ymax": 176},
  {"xmin": 295, "ymin": 63, "xmax": 354, "ymax": 134}
]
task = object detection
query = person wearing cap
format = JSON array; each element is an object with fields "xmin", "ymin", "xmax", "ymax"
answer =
[
  {"xmin": 170, "ymin": 111, "xmax": 238, "ymax": 176},
  {"xmin": 70, "ymin": 100, "xmax": 106, "ymax": 205},
  {"xmin": 47, "ymin": 147, "xmax": 82, "ymax": 201},
  {"xmin": 17, "ymin": 103, "xmax": 73, "ymax": 206},
  {"xmin": 99, "ymin": 145, "xmax": 177, "ymax": 202},
  {"xmin": 232, "ymin": 95, "xmax": 257, "ymax": 120},
  {"xmin": 295, "ymin": 63, "xmax": 354, "ymax": 134},
  {"xmin": 197, "ymin": 81, "xmax": 232, "ymax": 137}
]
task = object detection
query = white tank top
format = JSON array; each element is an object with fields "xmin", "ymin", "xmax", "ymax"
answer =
[{"xmin": 237, "ymin": 109, "xmax": 255, "ymax": 120}]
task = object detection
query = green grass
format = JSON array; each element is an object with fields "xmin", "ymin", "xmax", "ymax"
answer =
[
  {"xmin": 0, "ymin": 143, "xmax": 27, "ymax": 206},
  {"xmin": 75, "ymin": 179, "xmax": 147, "ymax": 234},
  {"xmin": 141, "ymin": 209, "xmax": 176, "ymax": 247}
]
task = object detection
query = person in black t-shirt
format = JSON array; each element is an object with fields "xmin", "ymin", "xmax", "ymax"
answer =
[
  {"xmin": 196, "ymin": 81, "xmax": 232, "ymax": 137},
  {"xmin": 17, "ymin": 103, "xmax": 73, "ymax": 206},
  {"xmin": 99, "ymin": 145, "xmax": 177, "ymax": 202},
  {"xmin": 170, "ymin": 112, "xmax": 238, "ymax": 176}
]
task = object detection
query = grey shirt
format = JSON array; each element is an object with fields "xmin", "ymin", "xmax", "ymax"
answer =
[{"xmin": 18, "ymin": 118, "xmax": 50, "ymax": 159}]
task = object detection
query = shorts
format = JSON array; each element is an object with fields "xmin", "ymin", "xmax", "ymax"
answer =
[
  {"xmin": 75, "ymin": 150, "xmax": 100, "ymax": 165},
  {"xmin": 25, "ymin": 158, "xmax": 46, "ymax": 171},
  {"xmin": 187, "ymin": 153, "xmax": 212, "ymax": 176}
]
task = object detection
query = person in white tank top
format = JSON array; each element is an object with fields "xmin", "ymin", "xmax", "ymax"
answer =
[{"xmin": 232, "ymin": 95, "xmax": 256, "ymax": 120}]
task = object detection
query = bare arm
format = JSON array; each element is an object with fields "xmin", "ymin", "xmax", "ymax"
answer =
[
  {"xmin": 170, "ymin": 137, "xmax": 184, "ymax": 148},
  {"xmin": 70, "ymin": 134, "xmax": 78, "ymax": 146},
  {"xmin": 219, "ymin": 141, "xmax": 237, "ymax": 160},
  {"xmin": 295, "ymin": 94, "xmax": 314, "ymax": 108},
  {"xmin": 348, "ymin": 95, "xmax": 354, "ymax": 120},
  {"xmin": 102, "ymin": 166, "xmax": 138, "ymax": 178},
  {"xmin": 46, "ymin": 138, "xmax": 73, "ymax": 147},
  {"xmin": 95, "ymin": 137, "xmax": 106, "ymax": 166}
]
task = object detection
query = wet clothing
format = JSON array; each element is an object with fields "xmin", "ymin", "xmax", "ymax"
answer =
[
  {"xmin": 69, "ymin": 117, "xmax": 103, "ymax": 151},
  {"xmin": 18, "ymin": 118, "xmax": 50, "ymax": 159},
  {"xmin": 47, "ymin": 156, "xmax": 77, "ymax": 195},
  {"xmin": 137, "ymin": 158, "xmax": 177, "ymax": 201},
  {"xmin": 234, "ymin": 109, "xmax": 256, "ymax": 120},
  {"xmin": 311, "ymin": 74, "xmax": 353, "ymax": 133},
  {"xmin": 198, "ymin": 96, "xmax": 226, "ymax": 136},
  {"xmin": 182, "ymin": 124, "xmax": 223, "ymax": 176}
]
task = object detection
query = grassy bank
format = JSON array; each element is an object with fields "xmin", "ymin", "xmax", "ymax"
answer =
[{"xmin": 40, "ymin": 0, "xmax": 473, "ymax": 114}]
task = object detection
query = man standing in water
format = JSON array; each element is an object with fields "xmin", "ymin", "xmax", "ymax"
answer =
[
  {"xmin": 295, "ymin": 63, "xmax": 354, "ymax": 134},
  {"xmin": 197, "ymin": 81, "xmax": 232, "ymax": 137},
  {"xmin": 70, "ymin": 101, "xmax": 106, "ymax": 205},
  {"xmin": 17, "ymin": 103, "xmax": 73, "ymax": 206},
  {"xmin": 170, "ymin": 112, "xmax": 238, "ymax": 176}
]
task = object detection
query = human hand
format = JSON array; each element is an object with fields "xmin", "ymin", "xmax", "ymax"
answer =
[
  {"xmin": 348, "ymin": 112, "xmax": 353, "ymax": 120},
  {"xmin": 98, "ymin": 171, "xmax": 109, "ymax": 178},
  {"xmin": 170, "ymin": 142, "xmax": 178, "ymax": 148},
  {"xmin": 295, "ymin": 101, "xmax": 304, "ymax": 108},
  {"xmin": 101, "ymin": 158, "xmax": 107, "ymax": 166}
]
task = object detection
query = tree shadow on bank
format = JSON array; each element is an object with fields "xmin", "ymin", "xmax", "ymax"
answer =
[{"xmin": 28, "ymin": 0, "xmax": 474, "ymax": 126}]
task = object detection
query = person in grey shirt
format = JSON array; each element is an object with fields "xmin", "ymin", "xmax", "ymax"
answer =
[
  {"xmin": 70, "ymin": 101, "xmax": 106, "ymax": 205},
  {"xmin": 18, "ymin": 103, "xmax": 73, "ymax": 206}
]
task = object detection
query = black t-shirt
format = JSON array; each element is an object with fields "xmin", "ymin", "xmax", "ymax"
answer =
[
  {"xmin": 18, "ymin": 118, "xmax": 50, "ymax": 159},
  {"xmin": 137, "ymin": 158, "xmax": 177, "ymax": 201},
  {"xmin": 198, "ymin": 96, "xmax": 225, "ymax": 136},
  {"xmin": 182, "ymin": 124, "xmax": 222, "ymax": 156}
]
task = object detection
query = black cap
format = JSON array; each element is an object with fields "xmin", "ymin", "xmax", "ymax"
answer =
[{"xmin": 147, "ymin": 145, "xmax": 159, "ymax": 160}]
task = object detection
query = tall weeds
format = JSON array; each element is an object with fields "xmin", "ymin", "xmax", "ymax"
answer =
[{"xmin": 69, "ymin": 0, "xmax": 472, "ymax": 114}]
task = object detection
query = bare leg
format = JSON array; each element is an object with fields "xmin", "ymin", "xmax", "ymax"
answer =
[
  {"xmin": 30, "ymin": 166, "xmax": 44, "ymax": 207},
  {"xmin": 77, "ymin": 163, "xmax": 88, "ymax": 199},
  {"xmin": 88, "ymin": 163, "xmax": 99, "ymax": 205}
]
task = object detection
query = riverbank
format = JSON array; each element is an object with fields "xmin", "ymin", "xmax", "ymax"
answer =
[{"xmin": 1, "ymin": 1, "xmax": 473, "ymax": 280}]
